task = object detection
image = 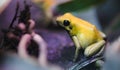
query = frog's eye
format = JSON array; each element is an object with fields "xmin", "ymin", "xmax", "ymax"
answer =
[{"xmin": 63, "ymin": 20, "xmax": 70, "ymax": 26}]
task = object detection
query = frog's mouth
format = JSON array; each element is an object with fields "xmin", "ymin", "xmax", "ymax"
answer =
[
  {"xmin": 56, "ymin": 20, "xmax": 62, "ymax": 26},
  {"xmin": 56, "ymin": 20, "xmax": 67, "ymax": 30},
  {"xmin": 56, "ymin": 20, "xmax": 60, "ymax": 25}
]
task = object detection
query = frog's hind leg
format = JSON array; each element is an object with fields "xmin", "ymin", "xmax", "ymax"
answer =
[{"xmin": 84, "ymin": 40, "xmax": 105, "ymax": 57}]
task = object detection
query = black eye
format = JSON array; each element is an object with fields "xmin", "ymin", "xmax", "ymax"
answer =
[{"xmin": 63, "ymin": 20, "xmax": 70, "ymax": 26}]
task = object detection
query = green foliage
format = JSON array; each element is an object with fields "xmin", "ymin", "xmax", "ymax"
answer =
[{"xmin": 57, "ymin": 0, "xmax": 105, "ymax": 13}]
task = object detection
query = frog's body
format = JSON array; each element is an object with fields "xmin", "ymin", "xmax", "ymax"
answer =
[
  {"xmin": 68, "ymin": 18, "xmax": 103, "ymax": 48},
  {"xmin": 56, "ymin": 13, "xmax": 106, "ymax": 61}
]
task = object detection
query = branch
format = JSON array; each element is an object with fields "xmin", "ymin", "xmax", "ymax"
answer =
[{"xmin": 9, "ymin": 1, "xmax": 19, "ymax": 29}]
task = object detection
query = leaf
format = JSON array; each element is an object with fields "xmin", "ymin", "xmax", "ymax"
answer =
[{"xmin": 57, "ymin": 0, "xmax": 105, "ymax": 13}]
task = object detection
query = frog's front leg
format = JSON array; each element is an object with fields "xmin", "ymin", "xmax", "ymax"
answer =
[
  {"xmin": 84, "ymin": 40, "xmax": 105, "ymax": 57},
  {"xmin": 72, "ymin": 36, "xmax": 81, "ymax": 62}
]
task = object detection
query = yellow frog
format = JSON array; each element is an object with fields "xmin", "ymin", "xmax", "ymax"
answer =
[{"xmin": 56, "ymin": 13, "xmax": 106, "ymax": 61}]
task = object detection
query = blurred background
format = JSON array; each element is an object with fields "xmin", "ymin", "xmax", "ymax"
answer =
[{"xmin": 0, "ymin": 0, "xmax": 120, "ymax": 70}]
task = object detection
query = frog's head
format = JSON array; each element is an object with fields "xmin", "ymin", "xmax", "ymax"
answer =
[{"xmin": 56, "ymin": 13, "xmax": 73, "ymax": 31}]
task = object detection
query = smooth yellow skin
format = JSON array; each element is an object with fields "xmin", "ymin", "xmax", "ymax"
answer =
[{"xmin": 56, "ymin": 13, "xmax": 106, "ymax": 61}]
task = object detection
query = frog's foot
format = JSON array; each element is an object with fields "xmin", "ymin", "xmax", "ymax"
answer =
[
  {"xmin": 95, "ymin": 45, "xmax": 105, "ymax": 57},
  {"xmin": 95, "ymin": 59, "xmax": 104, "ymax": 68},
  {"xmin": 84, "ymin": 40, "xmax": 105, "ymax": 57},
  {"xmin": 73, "ymin": 47, "xmax": 80, "ymax": 62}
]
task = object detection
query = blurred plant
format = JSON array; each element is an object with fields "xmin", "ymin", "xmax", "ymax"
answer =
[
  {"xmin": 105, "ymin": 14, "xmax": 120, "ymax": 42},
  {"xmin": 0, "ymin": 1, "xmax": 32, "ymax": 51},
  {"xmin": 57, "ymin": 0, "xmax": 105, "ymax": 13},
  {"xmin": 32, "ymin": 0, "xmax": 71, "ymax": 26},
  {"xmin": 0, "ymin": 1, "xmax": 63, "ymax": 70},
  {"xmin": 103, "ymin": 36, "xmax": 120, "ymax": 70},
  {"xmin": 0, "ymin": 0, "xmax": 11, "ymax": 14}
]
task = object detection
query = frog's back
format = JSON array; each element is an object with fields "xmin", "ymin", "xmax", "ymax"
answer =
[{"xmin": 76, "ymin": 26, "xmax": 103, "ymax": 48}]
